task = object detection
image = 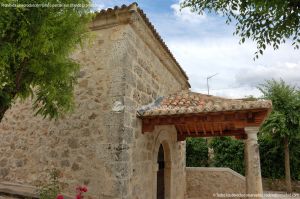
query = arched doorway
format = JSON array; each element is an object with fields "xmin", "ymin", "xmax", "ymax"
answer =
[
  {"xmin": 157, "ymin": 144, "xmax": 165, "ymax": 199},
  {"xmin": 152, "ymin": 129, "xmax": 173, "ymax": 199}
]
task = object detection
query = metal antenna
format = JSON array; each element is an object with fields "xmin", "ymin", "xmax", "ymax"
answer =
[{"xmin": 206, "ymin": 73, "xmax": 218, "ymax": 95}]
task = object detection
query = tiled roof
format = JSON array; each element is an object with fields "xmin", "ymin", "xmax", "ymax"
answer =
[
  {"xmin": 137, "ymin": 90, "xmax": 272, "ymax": 117},
  {"xmin": 95, "ymin": 3, "xmax": 189, "ymax": 85}
]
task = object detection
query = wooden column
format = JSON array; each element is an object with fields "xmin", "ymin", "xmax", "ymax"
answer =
[{"xmin": 244, "ymin": 127, "xmax": 263, "ymax": 199}]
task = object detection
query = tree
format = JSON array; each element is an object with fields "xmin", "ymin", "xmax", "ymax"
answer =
[
  {"xmin": 0, "ymin": 0, "xmax": 92, "ymax": 122},
  {"xmin": 258, "ymin": 79, "xmax": 300, "ymax": 192},
  {"xmin": 259, "ymin": 135, "xmax": 300, "ymax": 181},
  {"xmin": 181, "ymin": 0, "xmax": 300, "ymax": 57},
  {"xmin": 209, "ymin": 137, "xmax": 245, "ymax": 175},
  {"xmin": 186, "ymin": 137, "xmax": 209, "ymax": 167}
]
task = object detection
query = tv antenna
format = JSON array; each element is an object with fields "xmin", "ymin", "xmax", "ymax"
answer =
[{"xmin": 206, "ymin": 73, "xmax": 219, "ymax": 95}]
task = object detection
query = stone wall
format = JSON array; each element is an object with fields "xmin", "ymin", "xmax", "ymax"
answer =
[
  {"xmin": 0, "ymin": 7, "xmax": 189, "ymax": 199},
  {"xmin": 0, "ymin": 24, "xmax": 134, "ymax": 198},
  {"xmin": 119, "ymin": 18, "xmax": 188, "ymax": 198},
  {"xmin": 186, "ymin": 167, "xmax": 246, "ymax": 199}
]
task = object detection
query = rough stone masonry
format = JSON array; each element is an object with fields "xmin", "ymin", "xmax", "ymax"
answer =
[
  {"xmin": 0, "ymin": 3, "xmax": 189, "ymax": 199},
  {"xmin": 0, "ymin": 3, "xmax": 261, "ymax": 199}
]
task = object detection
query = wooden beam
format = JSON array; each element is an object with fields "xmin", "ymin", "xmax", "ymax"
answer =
[
  {"xmin": 142, "ymin": 111, "xmax": 267, "ymax": 126},
  {"xmin": 186, "ymin": 125, "xmax": 191, "ymax": 135},
  {"xmin": 210, "ymin": 123, "xmax": 214, "ymax": 135},
  {"xmin": 194, "ymin": 124, "xmax": 199, "ymax": 135},
  {"xmin": 142, "ymin": 122, "xmax": 154, "ymax": 133},
  {"xmin": 219, "ymin": 123, "xmax": 223, "ymax": 135},
  {"xmin": 176, "ymin": 125, "xmax": 183, "ymax": 135},
  {"xmin": 177, "ymin": 134, "xmax": 185, "ymax": 141},
  {"xmin": 141, "ymin": 109, "xmax": 269, "ymax": 136},
  {"xmin": 177, "ymin": 129, "xmax": 245, "ymax": 139},
  {"xmin": 200, "ymin": 121, "xmax": 206, "ymax": 135}
]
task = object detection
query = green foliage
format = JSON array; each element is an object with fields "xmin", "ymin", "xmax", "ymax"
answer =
[
  {"xmin": 259, "ymin": 79, "xmax": 300, "ymax": 140},
  {"xmin": 38, "ymin": 169, "xmax": 61, "ymax": 199},
  {"xmin": 243, "ymin": 95, "xmax": 258, "ymax": 101},
  {"xmin": 259, "ymin": 136, "xmax": 300, "ymax": 180},
  {"xmin": 209, "ymin": 137, "xmax": 245, "ymax": 175},
  {"xmin": 258, "ymin": 79, "xmax": 300, "ymax": 190},
  {"xmin": 186, "ymin": 137, "xmax": 209, "ymax": 167},
  {"xmin": 181, "ymin": 0, "xmax": 300, "ymax": 57},
  {"xmin": 290, "ymin": 137, "xmax": 300, "ymax": 180},
  {"xmin": 0, "ymin": 0, "xmax": 93, "ymax": 121},
  {"xmin": 259, "ymin": 136, "xmax": 285, "ymax": 179},
  {"xmin": 186, "ymin": 135, "xmax": 300, "ymax": 179}
]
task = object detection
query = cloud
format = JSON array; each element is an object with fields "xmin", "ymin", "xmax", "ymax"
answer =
[
  {"xmin": 168, "ymin": 38, "xmax": 254, "ymax": 96},
  {"xmin": 92, "ymin": 3, "xmax": 105, "ymax": 11},
  {"xmin": 235, "ymin": 62, "xmax": 300, "ymax": 87},
  {"xmin": 91, "ymin": 0, "xmax": 132, "ymax": 11},
  {"xmin": 168, "ymin": 36, "xmax": 300, "ymax": 98},
  {"xmin": 171, "ymin": 2, "xmax": 207, "ymax": 23},
  {"xmin": 93, "ymin": 0, "xmax": 300, "ymax": 99}
]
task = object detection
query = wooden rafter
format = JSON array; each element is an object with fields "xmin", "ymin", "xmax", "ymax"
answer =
[{"xmin": 141, "ymin": 109, "xmax": 269, "ymax": 141}]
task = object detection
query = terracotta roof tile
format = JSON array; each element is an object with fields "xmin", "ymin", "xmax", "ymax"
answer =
[{"xmin": 137, "ymin": 90, "xmax": 272, "ymax": 117}]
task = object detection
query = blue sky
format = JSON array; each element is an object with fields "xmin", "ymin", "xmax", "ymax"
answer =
[{"xmin": 93, "ymin": 0, "xmax": 300, "ymax": 98}]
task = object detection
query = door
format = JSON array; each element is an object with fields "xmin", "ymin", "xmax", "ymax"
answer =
[{"xmin": 157, "ymin": 144, "xmax": 165, "ymax": 199}]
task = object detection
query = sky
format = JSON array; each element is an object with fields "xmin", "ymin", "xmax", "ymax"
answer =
[{"xmin": 93, "ymin": 0, "xmax": 300, "ymax": 98}]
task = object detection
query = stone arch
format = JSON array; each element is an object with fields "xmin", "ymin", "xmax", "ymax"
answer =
[{"xmin": 152, "ymin": 126, "xmax": 175, "ymax": 199}]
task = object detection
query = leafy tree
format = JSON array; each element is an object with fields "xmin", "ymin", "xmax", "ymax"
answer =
[
  {"xmin": 0, "ymin": 0, "xmax": 92, "ymax": 122},
  {"xmin": 259, "ymin": 135, "xmax": 300, "ymax": 181},
  {"xmin": 209, "ymin": 137, "xmax": 245, "ymax": 175},
  {"xmin": 259, "ymin": 136, "xmax": 285, "ymax": 179},
  {"xmin": 181, "ymin": 0, "xmax": 300, "ymax": 57},
  {"xmin": 259, "ymin": 79, "xmax": 300, "ymax": 192},
  {"xmin": 186, "ymin": 137, "xmax": 209, "ymax": 167},
  {"xmin": 186, "ymin": 135, "xmax": 300, "ymax": 183}
]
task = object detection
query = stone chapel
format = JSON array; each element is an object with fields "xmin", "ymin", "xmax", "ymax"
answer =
[{"xmin": 0, "ymin": 3, "xmax": 272, "ymax": 199}]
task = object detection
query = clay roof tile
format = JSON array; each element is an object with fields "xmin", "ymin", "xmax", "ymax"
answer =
[{"xmin": 137, "ymin": 90, "xmax": 272, "ymax": 117}]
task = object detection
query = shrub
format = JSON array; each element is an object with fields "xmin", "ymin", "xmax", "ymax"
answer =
[
  {"xmin": 37, "ymin": 169, "xmax": 88, "ymax": 199},
  {"xmin": 186, "ymin": 137, "xmax": 209, "ymax": 167},
  {"xmin": 209, "ymin": 137, "xmax": 245, "ymax": 175}
]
